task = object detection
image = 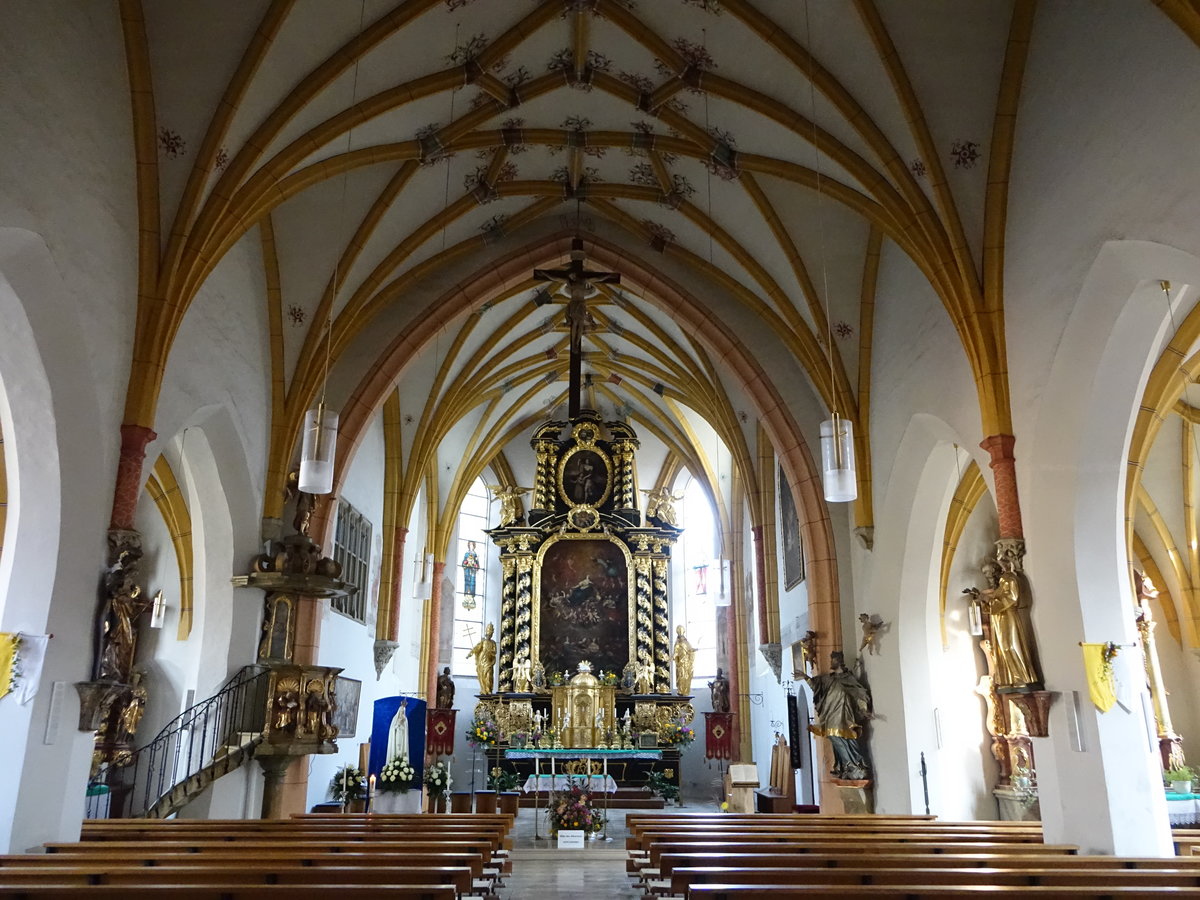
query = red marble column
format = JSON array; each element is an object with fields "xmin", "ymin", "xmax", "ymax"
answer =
[
  {"xmin": 425, "ymin": 561, "xmax": 446, "ymax": 706},
  {"xmin": 109, "ymin": 424, "xmax": 157, "ymax": 530},
  {"xmin": 388, "ymin": 527, "xmax": 409, "ymax": 643},
  {"xmin": 750, "ymin": 525, "xmax": 770, "ymax": 645},
  {"xmin": 980, "ymin": 434, "xmax": 1023, "ymax": 540}
]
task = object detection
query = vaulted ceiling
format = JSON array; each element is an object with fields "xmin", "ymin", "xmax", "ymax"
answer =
[{"xmin": 122, "ymin": 0, "xmax": 1111, "ymax": 537}]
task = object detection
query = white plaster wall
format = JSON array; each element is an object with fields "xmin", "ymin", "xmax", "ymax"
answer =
[{"xmin": 934, "ymin": 494, "xmax": 1002, "ymax": 821}]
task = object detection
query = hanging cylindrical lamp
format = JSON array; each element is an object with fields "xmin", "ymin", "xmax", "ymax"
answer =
[
  {"xmin": 299, "ymin": 400, "xmax": 338, "ymax": 494},
  {"xmin": 820, "ymin": 412, "xmax": 856, "ymax": 502}
]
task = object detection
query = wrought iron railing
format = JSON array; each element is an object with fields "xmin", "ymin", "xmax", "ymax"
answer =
[{"xmin": 85, "ymin": 664, "xmax": 271, "ymax": 818}]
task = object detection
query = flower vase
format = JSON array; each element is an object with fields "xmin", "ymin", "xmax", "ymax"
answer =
[{"xmin": 1172, "ymin": 780, "xmax": 1192, "ymax": 795}]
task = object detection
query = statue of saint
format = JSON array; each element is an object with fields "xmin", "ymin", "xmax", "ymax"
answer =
[
  {"xmin": 708, "ymin": 667, "xmax": 730, "ymax": 713},
  {"xmin": 488, "ymin": 485, "xmax": 532, "ymax": 527},
  {"xmin": 513, "ymin": 656, "xmax": 533, "ymax": 692},
  {"xmin": 641, "ymin": 487, "xmax": 683, "ymax": 526},
  {"xmin": 435, "ymin": 666, "xmax": 455, "ymax": 709},
  {"xmin": 673, "ymin": 626, "xmax": 695, "ymax": 695},
  {"xmin": 964, "ymin": 559, "xmax": 1041, "ymax": 690},
  {"xmin": 118, "ymin": 673, "xmax": 148, "ymax": 741},
  {"xmin": 799, "ymin": 651, "xmax": 871, "ymax": 781},
  {"xmin": 386, "ymin": 698, "xmax": 409, "ymax": 762},
  {"xmin": 467, "ymin": 623, "xmax": 498, "ymax": 694},
  {"xmin": 634, "ymin": 659, "xmax": 655, "ymax": 694}
]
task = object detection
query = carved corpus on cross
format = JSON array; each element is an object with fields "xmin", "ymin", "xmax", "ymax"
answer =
[{"xmin": 533, "ymin": 237, "xmax": 620, "ymax": 418}]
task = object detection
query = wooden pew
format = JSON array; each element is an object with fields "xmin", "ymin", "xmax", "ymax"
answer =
[
  {"xmin": 0, "ymin": 865, "xmax": 473, "ymax": 892},
  {"xmin": 0, "ymin": 887, "xmax": 457, "ymax": 899},
  {"xmin": 0, "ymin": 852, "xmax": 485, "ymax": 877},
  {"xmin": 670, "ymin": 865, "xmax": 1200, "ymax": 895},
  {"xmin": 686, "ymin": 887, "xmax": 1200, "ymax": 899}
]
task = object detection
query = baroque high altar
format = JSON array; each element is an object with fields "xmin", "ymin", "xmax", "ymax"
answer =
[{"xmin": 477, "ymin": 409, "xmax": 692, "ymax": 747}]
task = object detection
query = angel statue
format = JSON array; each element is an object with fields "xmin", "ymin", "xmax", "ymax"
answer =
[
  {"xmin": 641, "ymin": 486, "xmax": 683, "ymax": 526},
  {"xmin": 488, "ymin": 484, "xmax": 532, "ymax": 527}
]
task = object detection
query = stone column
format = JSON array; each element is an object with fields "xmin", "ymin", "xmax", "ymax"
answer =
[
  {"xmin": 109, "ymin": 424, "xmax": 157, "ymax": 530},
  {"xmin": 426, "ymin": 561, "xmax": 446, "ymax": 704},
  {"xmin": 980, "ymin": 434, "xmax": 1023, "ymax": 539}
]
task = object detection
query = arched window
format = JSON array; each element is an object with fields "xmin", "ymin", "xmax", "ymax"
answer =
[
  {"xmin": 674, "ymin": 473, "xmax": 718, "ymax": 679},
  {"xmin": 451, "ymin": 478, "xmax": 492, "ymax": 677}
]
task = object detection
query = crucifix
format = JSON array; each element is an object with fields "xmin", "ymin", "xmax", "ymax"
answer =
[{"xmin": 533, "ymin": 237, "xmax": 620, "ymax": 418}]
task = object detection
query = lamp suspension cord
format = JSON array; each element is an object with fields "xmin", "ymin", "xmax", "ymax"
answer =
[
  {"xmin": 319, "ymin": 0, "xmax": 368, "ymax": 430},
  {"xmin": 803, "ymin": 0, "xmax": 842, "ymax": 463},
  {"xmin": 703, "ymin": 28, "xmax": 715, "ymax": 272}
]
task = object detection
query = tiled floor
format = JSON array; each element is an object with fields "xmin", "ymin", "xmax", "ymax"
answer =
[{"xmin": 501, "ymin": 801, "xmax": 721, "ymax": 898}]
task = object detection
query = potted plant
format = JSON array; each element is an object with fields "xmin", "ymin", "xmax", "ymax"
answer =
[
  {"xmin": 644, "ymin": 768, "xmax": 681, "ymax": 804},
  {"xmin": 1165, "ymin": 765, "xmax": 1197, "ymax": 795}
]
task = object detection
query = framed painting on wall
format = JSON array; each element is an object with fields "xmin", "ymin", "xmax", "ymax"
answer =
[
  {"xmin": 332, "ymin": 677, "xmax": 361, "ymax": 739},
  {"xmin": 780, "ymin": 466, "xmax": 805, "ymax": 589}
]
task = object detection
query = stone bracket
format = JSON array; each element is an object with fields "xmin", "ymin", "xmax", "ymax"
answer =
[{"xmin": 1006, "ymin": 690, "xmax": 1056, "ymax": 738}]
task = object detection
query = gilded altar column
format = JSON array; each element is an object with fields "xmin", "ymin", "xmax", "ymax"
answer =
[
  {"xmin": 611, "ymin": 438, "xmax": 639, "ymax": 516},
  {"xmin": 497, "ymin": 554, "xmax": 518, "ymax": 693},
  {"xmin": 652, "ymin": 556, "xmax": 672, "ymax": 693},
  {"xmin": 530, "ymin": 424, "xmax": 561, "ymax": 521},
  {"xmin": 513, "ymin": 555, "xmax": 534, "ymax": 685},
  {"xmin": 634, "ymin": 555, "xmax": 655, "ymax": 687}
]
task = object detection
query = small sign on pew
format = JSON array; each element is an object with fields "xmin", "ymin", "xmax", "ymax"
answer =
[{"xmin": 557, "ymin": 829, "xmax": 585, "ymax": 849}]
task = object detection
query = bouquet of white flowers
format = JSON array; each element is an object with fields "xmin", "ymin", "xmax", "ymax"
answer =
[
  {"xmin": 424, "ymin": 760, "xmax": 453, "ymax": 798},
  {"xmin": 379, "ymin": 755, "xmax": 416, "ymax": 793},
  {"xmin": 329, "ymin": 764, "xmax": 366, "ymax": 802}
]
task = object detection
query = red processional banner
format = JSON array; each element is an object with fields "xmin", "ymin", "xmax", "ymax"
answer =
[
  {"xmin": 426, "ymin": 708, "xmax": 456, "ymax": 758},
  {"xmin": 704, "ymin": 712, "xmax": 734, "ymax": 760}
]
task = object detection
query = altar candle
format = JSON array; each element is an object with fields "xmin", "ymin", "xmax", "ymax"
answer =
[{"xmin": 369, "ymin": 775, "xmax": 376, "ymax": 799}]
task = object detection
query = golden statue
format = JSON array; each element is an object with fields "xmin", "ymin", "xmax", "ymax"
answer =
[
  {"xmin": 467, "ymin": 623, "xmax": 498, "ymax": 694},
  {"xmin": 673, "ymin": 626, "xmax": 695, "ymax": 695},
  {"xmin": 641, "ymin": 487, "xmax": 682, "ymax": 526},
  {"xmin": 965, "ymin": 559, "xmax": 1041, "ymax": 690},
  {"xmin": 512, "ymin": 656, "xmax": 532, "ymax": 692},
  {"xmin": 488, "ymin": 485, "xmax": 532, "ymax": 527}
]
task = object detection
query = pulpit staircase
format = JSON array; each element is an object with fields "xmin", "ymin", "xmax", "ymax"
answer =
[{"xmin": 88, "ymin": 664, "xmax": 272, "ymax": 819}]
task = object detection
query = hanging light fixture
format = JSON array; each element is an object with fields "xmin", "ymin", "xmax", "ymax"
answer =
[
  {"xmin": 299, "ymin": 2, "xmax": 369, "ymax": 494},
  {"xmin": 805, "ymin": 0, "xmax": 856, "ymax": 503}
]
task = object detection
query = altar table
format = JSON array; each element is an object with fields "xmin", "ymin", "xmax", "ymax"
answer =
[
  {"xmin": 504, "ymin": 748, "xmax": 663, "ymax": 841},
  {"xmin": 1166, "ymin": 791, "xmax": 1200, "ymax": 826},
  {"xmin": 521, "ymin": 774, "xmax": 617, "ymax": 794}
]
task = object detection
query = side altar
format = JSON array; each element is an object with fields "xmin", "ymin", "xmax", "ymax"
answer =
[{"xmin": 473, "ymin": 410, "xmax": 695, "ymax": 763}]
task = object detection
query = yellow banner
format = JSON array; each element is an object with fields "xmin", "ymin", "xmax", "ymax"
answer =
[
  {"xmin": 0, "ymin": 633, "xmax": 18, "ymax": 701},
  {"xmin": 1081, "ymin": 642, "xmax": 1116, "ymax": 713}
]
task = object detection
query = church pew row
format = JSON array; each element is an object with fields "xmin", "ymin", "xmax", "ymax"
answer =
[
  {"xmin": 685, "ymin": 887, "xmax": 1200, "ymax": 899},
  {"xmin": 79, "ymin": 825, "xmax": 512, "ymax": 853},
  {"xmin": 631, "ymin": 841, "xmax": 1082, "ymax": 881},
  {"xmin": 626, "ymin": 826, "xmax": 1047, "ymax": 851},
  {"xmin": 652, "ymin": 852, "xmax": 1200, "ymax": 876},
  {"xmin": 0, "ymin": 865, "xmax": 473, "ymax": 891},
  {"xmin": 0, "ymin": 887, "xmax": 457, "ymax": 899},
  {"xmin": 0, "ymin": 852, "xmax": 487, "ymax": 878},
  {"xmin": 668, "ymin": 865, "xmax": 1200, "ymax": 895}
]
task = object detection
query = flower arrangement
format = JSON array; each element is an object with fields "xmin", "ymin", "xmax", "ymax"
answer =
[
  {"xmin": 329, "ymin": 764, "xmax": 366, "ymax": 802},
  {"xmin": 424, "ymin": 760, "xmax": 453, "ymax": 797},
  {"xmin": 548, "ymin": 670, "xmax": 565, "ymax": 686},
  {"xmin": 660, "ymin": 719, "xmax": 695, "ymax": 747},
  {"xmin": 1165, "ymin": 765, "xmax": 1197, "ymax": 790},
  {"xmin": 466, "ymin": 715, "xmax": 499, "ymax": 747},
  {"xmin": 379, "ymin": 756, "xmax": 416, "ymax": 794},
  {"xmin": 644, "ymin": 768, "xmax": 680, "ymax": 802},
  {"xmin": 548, "ymin": 784, "xmax": 604, "ymax": 834},
  {"xmin": 598, "ymin": 669, "xmax": 618, "ymax": 687},
  {"xmin": 488, "ymin": 766, "xmax": 521, "ymax": 792}
]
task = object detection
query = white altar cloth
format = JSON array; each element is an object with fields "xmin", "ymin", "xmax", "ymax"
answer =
[{"xmin": 521, "ymin": 774, "xmax": 617, "ymax": 794}]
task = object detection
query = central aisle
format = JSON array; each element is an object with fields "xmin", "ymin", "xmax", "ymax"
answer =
[{"xmin": 499, "ymin": 801, "xmax": 721, "ymax": 899}]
